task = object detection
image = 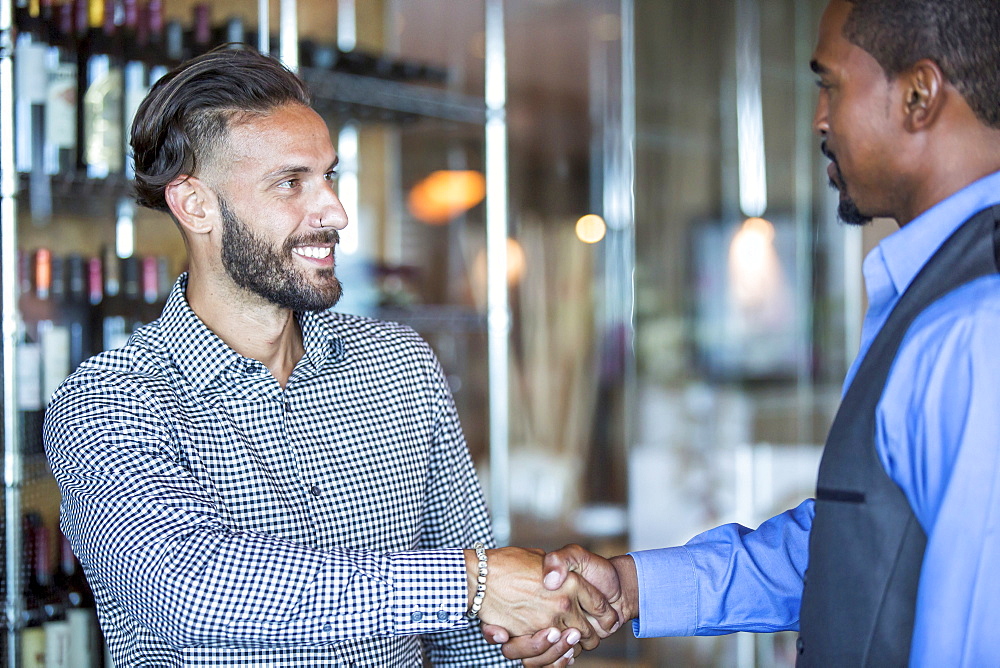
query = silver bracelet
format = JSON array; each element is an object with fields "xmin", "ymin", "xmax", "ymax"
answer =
[{"xmin": 467, "ymin": 541, "xmax": 488, "ymax": 620}]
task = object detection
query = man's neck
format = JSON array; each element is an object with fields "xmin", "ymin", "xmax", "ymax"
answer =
[
  {"xmin": 896, "ymin": 110, "xmax": 1000, "ymax": 226},
  {"xmin": 185, "ymin": 271, "xmax": 305, "ymax": 388}
]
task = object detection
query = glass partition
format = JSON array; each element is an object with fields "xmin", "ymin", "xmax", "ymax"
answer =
[{"xmin": 0, "ymin": 0, "xmax": 894, "ymax": 665}]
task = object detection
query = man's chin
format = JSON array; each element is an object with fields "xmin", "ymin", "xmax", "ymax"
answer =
[{"xmin": 838, "ymin": 197, "xmax": 872, "ymax": 226}]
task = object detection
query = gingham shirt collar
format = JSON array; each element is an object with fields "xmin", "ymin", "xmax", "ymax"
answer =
[{"xmin": 160, "ymin": 272, "xmax": 346, "ymax": 392}]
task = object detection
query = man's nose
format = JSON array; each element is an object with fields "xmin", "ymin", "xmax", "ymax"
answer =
[{"xmin": 313, "ymin": 187, "xmax": 349, "ymax": 230}]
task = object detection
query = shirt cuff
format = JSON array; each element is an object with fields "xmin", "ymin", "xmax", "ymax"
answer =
[
  {"xmin": 386, "ymin": 549, "xmax": 471, "ymax": 635},
  {"xmin": 629, "ymin": 546, "xmax": 698, "ymax": 638}
]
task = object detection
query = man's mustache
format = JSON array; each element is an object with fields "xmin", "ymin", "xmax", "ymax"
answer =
[
  {"xmin": 820, "ymin": 140, "xmax": 835, "ymax": 162},
  {"xmin": 285, "ymin": 229, "xmax": 340, "ymax": 250},
  {"xmin": 821, "ymin": 140, "xmax": 843, "ymax": 190}
]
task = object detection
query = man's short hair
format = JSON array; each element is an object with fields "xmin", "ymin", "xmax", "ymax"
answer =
[
  {"xmin": 844, "ymin": 0, "xmax": 1000, "ymax": 129},
  {"xmin": 131, "ymin": 47, "xmax": 312, "ymax": 213}
]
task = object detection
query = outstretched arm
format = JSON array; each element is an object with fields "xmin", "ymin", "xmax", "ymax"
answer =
[{"xmin": 486, "ymin": 501, "xmax": 813, "ymax": 664}]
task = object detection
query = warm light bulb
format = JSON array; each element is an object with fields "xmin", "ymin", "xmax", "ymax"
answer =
[
  {"xmin": 575, "ymin": 214, "xmax": 607, "ymax": 244},
  {"xmin": 407, "ymin": 170, "xmax": 487, "ymax": 225}
]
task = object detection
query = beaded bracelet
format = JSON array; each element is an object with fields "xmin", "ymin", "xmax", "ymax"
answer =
[{"xmin": 467, "ymin": 541, "xmax": 488, "ymax": 620}]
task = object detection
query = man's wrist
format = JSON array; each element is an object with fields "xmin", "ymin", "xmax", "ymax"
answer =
[
  {"xmin": 463, "ymin": 548, "xmax": 477, "ymax": 610},
  {"xmin": 610, "ymin": 554, "xmax": 639, "ymax": 621},
  {"xmin": 463, "ymin": 546, "xmax": 491, "ymax": 615}
]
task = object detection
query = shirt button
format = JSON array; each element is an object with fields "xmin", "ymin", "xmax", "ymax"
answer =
[
  {"xmin": 310, "ymin": 486, "xmax": 321, "ymax": 497},
  {"xmin": 436, "ymin": 610, "xmax": 449, "ymax": 621},
  {"xmin": 411, "ymin": 611, "xmax": 423, "ymax": 622},
  {"xmin": 323, "ymin": 623, "xmax": 332, "ymax": 632},
  {"xmin": 284, "ymin": 401, "xmax": 291, "ymax": 413}
]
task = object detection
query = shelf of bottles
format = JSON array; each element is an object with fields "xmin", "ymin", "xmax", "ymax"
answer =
[
  {"xmin": 7, "ymin": 1, "xmax": 485, "ymax": 664},
  {"xmin": 12, "ymin": 0, "xmax": 485, "ymax": 219}
]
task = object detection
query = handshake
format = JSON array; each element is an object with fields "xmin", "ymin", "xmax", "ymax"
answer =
[{"xmin": 463, "ymin": 544, "xmax": 639, "ymax": 667}]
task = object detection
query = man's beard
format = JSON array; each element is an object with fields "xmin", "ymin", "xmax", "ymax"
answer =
[
  {"xmin": 821, "ymin": 141, "xmax": 871, "ymax": 226},
  {"xmin": 218, "ymin": 194, "xmax": 343, "ymax": 312}
]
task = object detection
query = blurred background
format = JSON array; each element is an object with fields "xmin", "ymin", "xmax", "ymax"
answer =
[{"xmin": 1, "ymin": 0, "xmax": 900, "ymax": 665}]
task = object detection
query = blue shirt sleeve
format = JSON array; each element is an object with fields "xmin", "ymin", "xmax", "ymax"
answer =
[
  {"xmin": 629, "ymin": 499, "xmax": 813, "ymax": 637},
  {"xmin": 876, "ymin": 277, "xmax": 1000, "ymax": 666}
]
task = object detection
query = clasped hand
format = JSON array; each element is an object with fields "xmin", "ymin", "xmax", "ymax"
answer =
[{"xmin": 475, "ymin": 544, "xmax": 637, "ymax": 667}]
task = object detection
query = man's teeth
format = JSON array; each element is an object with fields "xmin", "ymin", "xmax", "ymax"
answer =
[{"xmin": 293, "ymin": 246, "xmax": 332, "ymax": 259}]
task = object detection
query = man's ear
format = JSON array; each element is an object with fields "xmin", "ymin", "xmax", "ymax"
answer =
[
  {"xmin": 901, "ymin": 58, "xmax": 945, "ymax": 132},
  {"xmin": 164, "ymin": 175, "xmax": 216, "ymax": 235}
]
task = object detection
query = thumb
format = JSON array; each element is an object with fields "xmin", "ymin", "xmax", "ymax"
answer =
[
  {"xmin": 544, "ymin": 545, "xmax": 622, "ymax": 604},
  {"xmin": 541, "ymin": 544, "xmax": 588, "ymax": 591},
  {"xmin": 480, "ymin": 624, "xmax": 510, "ymax": 644}
]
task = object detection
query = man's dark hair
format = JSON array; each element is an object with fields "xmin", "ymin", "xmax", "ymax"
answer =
[
  {"xmin": 843, "ymin": 0, "xmax": 1000, "ymax": 129},
  {"xmin": 131, "ymin": 46, "xmax": 312, "ymax": 213}
]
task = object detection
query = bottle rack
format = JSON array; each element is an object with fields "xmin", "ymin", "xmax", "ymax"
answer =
[{"xmin": 1, "ymin": 1, "xmax": 494, "ymax": 666}]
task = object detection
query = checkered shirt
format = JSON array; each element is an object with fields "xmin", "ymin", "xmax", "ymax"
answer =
[{"xmin": 44, "ymin": 274, "xmax": 517, "ymax": 667}]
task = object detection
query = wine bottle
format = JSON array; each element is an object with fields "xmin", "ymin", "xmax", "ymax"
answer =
[
  {"xmin": 122, "ymin": 0, "xmax": 147, "ymax": 179},
  {"xmin": 31, "ymin": 518, "xmax": 75, "ymax": 668},
  {"xmin": 99, "ymin": 247, "xmax": 127, "ymax": 350},
  {"xmin": 15, "ymin": 0, "xmax": 44, "ymax": 37},
  {"xmin": 14, "ymin": 23, "xmax": 54, "ymax": 220},
  {"xmin": 63, "ymin": 253, "xmax": 94, "ymax": 368},
  {"xmin": 121, "ymin": 253, "xmax": 141, "ymax": 328},
  {"xmin": 164, "ymin": 18, "xmax": 185, "ymax": 64},
  {"xmin": 20, "ymin": 513, "xmax": 72, "ymax": 668},
  {"xmin": 38, "ymin": 253, "xmax": 71, "ymax": 406},
  {"xmin": 80, "ymin": 0, "xmax": 124, "ymax": 177},
  {"xmin": 56, "ymin": 533, "xmax": 100, "ymax": 668},
  {"xmin": 190, "ymin": 2, "xmax": 211, "ymax": 57},
  {"xmin": 145, "ymin": 0, "xmax": 169, "ymax": 86},
  {"xmin": 21, "ymin": 513, "xmax": 56, "ymax": 668},
  {"xmin": 15, "ymin": 251, "xmax": 43, "ymax": 422},
  {"xmin": 87, "ymin": 255, "xmax": 104, "ymax": 308},
  {"xmin": 157, "ymin": 255, "xmax": 172, "ymax": 302},
  {"xmin": 138, "ymin": 255, "xmax": 166, "ymax": 324},
  {"xmin": 43, "ymin": 1, "xmax": 79, "ymax": 176},
  {"xmin": 215, "ymin": 14, "xmax": 245, "ymax": 48},
  {"xmin": 19, "ymin": 249, "xmax": 56, "ymax": 453}
]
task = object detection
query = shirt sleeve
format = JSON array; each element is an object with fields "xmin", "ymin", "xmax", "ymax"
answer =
[
  {"xmin": 629, "ymin": 499, "xmax": 813, "ymax": 637},
  {"xmin": 414, "ymin": 350, "xmax": 518, "ymax": 666},
  {"xmin": 43, "ymin": 370, "xmax": 475, "ymax": 650},
  {"xmin": 877, "ymin": 280, "xmax": 1000, "ymax": 666}
]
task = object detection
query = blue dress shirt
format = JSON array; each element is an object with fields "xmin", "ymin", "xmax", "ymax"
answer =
[{"xmin": 631, "ymin": 170, "xmax": 1000, "ymax": 666}]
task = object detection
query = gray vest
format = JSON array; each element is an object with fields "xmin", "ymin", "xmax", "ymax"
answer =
[{"xmin": 797, "ymin": 204, "xmax": 1000, "ymax": 666}]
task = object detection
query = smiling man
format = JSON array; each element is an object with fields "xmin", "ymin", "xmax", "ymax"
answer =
[
  {"xmin": 42, "ymin": 48, "xmax": 618, "ymax": 667},
  {"xmin": 489, "ymin": 0, "xmax": 1000, "ymax": 666}
]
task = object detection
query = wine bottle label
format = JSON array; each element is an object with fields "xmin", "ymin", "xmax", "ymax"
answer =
[
  {"xmin": 44, "ymin": 619, "xmax": 72, "ymax": 668},
  {"xmin": 17, "ymin": 341, "xmax": 43, "ymax": 411},
  {"xmin": 21, "ymin": 625, "xmax": 47, "ymax": 668},
  {"xmin": 14, "ymin": 37, "xmax": 49, "ymax": 172},
  {"xmin": 67, "ymin": 608, "xmax": 99, "ymax": 668},
  {"xmin": 46, "ymin": 60, "xmax": 78, "ymax": 150},
  {"xmin": 39, "ymin": 320, "xmax": 71, "ymax": 403},
  {"xmin": 15, "ymin": 38, "xmax": 49, "ymax": 104},
  {"xmin": 84, "ymin": 55, "xmax": 124, "ymax": 177}
]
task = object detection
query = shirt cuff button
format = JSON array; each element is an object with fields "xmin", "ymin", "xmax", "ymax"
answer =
[
  {"xmin": 437, "ymin": 610, "xmax": 449, "ymax": 621},
  {"xmin": 410, "ymin": 611, "xmax": 423, "ymax": 622}
]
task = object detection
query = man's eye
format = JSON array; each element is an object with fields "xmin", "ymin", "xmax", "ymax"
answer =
[
  {"xmin": 324, "ymin": 170, "xmax": 339, "ymax": 181},
  {"xmin": 279, "ymin": 179, "xmax": 299, "ymax": 188}
]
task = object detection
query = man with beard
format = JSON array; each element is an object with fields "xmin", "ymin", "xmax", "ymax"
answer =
[
  {"xmin": 42, "ymin": 48, "xmax": 618, "ymax": 667},
  {"xmin": 488, "ymin": 0, "xmax": 1000, "ymax": 665}
]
